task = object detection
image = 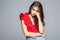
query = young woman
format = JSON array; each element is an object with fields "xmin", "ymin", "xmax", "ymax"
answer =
[{"xmin": 19, "ymin": 1, "xmax": 45, "ymax": 40}]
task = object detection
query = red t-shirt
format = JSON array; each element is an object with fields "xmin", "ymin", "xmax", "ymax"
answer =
[{"xmin": 20, "ymin": 12, "xmax": 39, "ymax": 33}]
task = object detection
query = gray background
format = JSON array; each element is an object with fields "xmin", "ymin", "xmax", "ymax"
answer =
[{"xmin": 0, "ymin": 0, "xmax": 60, "ymax": 40}]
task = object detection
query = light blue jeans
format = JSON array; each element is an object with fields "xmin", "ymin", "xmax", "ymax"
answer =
[{"xmin": 26, "ymin": 36, "xmax": 45, "ymax": 40}]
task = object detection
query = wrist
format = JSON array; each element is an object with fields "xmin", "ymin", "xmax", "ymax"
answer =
[
  {"xmin": 37, "ymin": 17, "xmax": 41, "ymax": 21},
  {"xmin": 38, "ymin": 19, "xmax": 41, "ymax": 23}
]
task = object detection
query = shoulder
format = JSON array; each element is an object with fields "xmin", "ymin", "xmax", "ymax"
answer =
[{"xmin": 19, "ymin": 12, "xmax": 28, "ymax": 20}]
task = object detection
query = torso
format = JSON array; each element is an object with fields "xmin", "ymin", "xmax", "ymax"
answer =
[{"xmin": 21, "ymin": 13, "xmax": 39, "ymax": 33}]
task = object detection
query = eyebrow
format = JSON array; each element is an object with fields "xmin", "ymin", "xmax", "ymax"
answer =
[{"xmin": 32, "ymin": 8, "xmax": 39, "ymax": 12}]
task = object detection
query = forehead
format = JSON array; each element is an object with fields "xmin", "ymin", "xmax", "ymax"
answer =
[{"xmin": 32, "ymin": 6, "xmax": 39, "ymax": 10}]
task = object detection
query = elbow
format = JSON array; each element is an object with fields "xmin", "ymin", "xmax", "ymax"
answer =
[
  {"xmin": 40, "ymin": 31, "xmax": 44, "ymax": 34},
  {"xmin": 24, "ymin": 32, "xmax": 29, "ymax": 37},
  {"xmin": 24, "ymin": 33, "xmax": 27, "ymax": 37}
]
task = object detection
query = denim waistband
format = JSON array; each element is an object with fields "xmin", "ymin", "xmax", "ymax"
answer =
[{"xmin": 26, "ymin": 35, "xmax": 41, "ymax": 38}]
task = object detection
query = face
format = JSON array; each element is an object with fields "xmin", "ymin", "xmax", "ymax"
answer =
[{"xmin": 30, "ymin": 6, "xmax": 39, "ymax": 16}]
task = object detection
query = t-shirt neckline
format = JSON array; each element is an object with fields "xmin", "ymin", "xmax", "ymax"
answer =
[{"xmin": 26, "ymin": 13, "xmax": 36, "ymax": 26}]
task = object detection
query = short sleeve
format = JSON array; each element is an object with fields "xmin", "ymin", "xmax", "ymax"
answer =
[
  {"xmin": 19, "ymin": 13, "xmax": 24, "ymax": 20},
  {"xmin": 19, "ymin": 12, "xmax": 27, "ymax": 25},
  {"xmin": 19, "ymin": 12, "xmax": 30, "ymax": 27}
]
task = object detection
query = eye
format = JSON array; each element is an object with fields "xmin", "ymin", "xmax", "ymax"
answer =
[
  {"xmin": 32, "ymin": 8, "xmax": 39, "ymax": 12},
  {"xmin": 32, "ymin": 9, "xmax": 35, "ymax": 11},
  {"xmin": 36, "ymin": 10, "xmax": 39, "ymax": 12}
]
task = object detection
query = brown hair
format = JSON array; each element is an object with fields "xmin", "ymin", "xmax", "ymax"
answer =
[{"xmin": 28, "ymin": 1, "xmax": 45, "ymax": 28}]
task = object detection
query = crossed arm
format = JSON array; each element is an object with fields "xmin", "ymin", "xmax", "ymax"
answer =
[{"xmin": 20, "ymin": 20, "xmax": 45, "ymax": 37}]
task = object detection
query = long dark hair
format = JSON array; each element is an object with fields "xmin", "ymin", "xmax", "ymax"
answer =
[{"xmin": 28, "ymin": 1, "xmax": 45, "ymax": 28}]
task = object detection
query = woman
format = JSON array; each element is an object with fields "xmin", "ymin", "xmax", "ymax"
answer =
[{"xmin": 19, "ymin": 1, "xmax": 45, "ymax": 40}]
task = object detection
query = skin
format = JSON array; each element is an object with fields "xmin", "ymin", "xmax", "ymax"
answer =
[{"xmin": 20, "ymin": 6, "xmax": 45, "ymax": 37}]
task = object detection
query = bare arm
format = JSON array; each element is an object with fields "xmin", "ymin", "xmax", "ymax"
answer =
[
  {"xmin": 38, "ymin": 19, "xmax": 45, "ymax": 37},
  {"xmin": 38, "ymin": 18, "xmax": 44, "ymax": 34},
  {"xmin": 21, "ymin": 20, "xmax": 42, "ymax": 37},
  {"xmin": 36, "ymin": 13, "xmax": 45, "ymax": 36}
]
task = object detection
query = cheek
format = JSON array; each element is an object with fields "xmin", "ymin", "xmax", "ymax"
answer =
[{"xmin": 31, "ymin": 10, "xmax": 36, "ymax": 15}]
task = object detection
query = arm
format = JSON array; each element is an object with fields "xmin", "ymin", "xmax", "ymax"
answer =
[
  {"xmin": 36, "ymin": 16, "xmax": 45, "ymax": 37},
  {"xmin": 36, "ymin": 13, "xmax": 45, "ymax": 36},
  {"xmin": 37, "ymin": 16, "xmax": 45, "ymax": 37},
  {"xmin": 21, "ymin": 20, "xmax": 42, "ymax": 37},
  {"xmin": 38, "ymin": 18, "xmax": 44, "ymax": 34},
  {"xmin": 38, "ymin": 20, "xmax": 45, "ymax": 36}
]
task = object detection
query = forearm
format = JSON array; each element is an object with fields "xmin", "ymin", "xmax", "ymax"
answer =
[
  {"xmin": 38, "ymin": 21, "xmax": 44, "ymax": 34},
  {"xmin": 38, "ymin": 17, "xmax": 44, "ymax": 34},
  {"xmin": 24, "ymin": 32, "xmax": 41, "ymax": 37}
]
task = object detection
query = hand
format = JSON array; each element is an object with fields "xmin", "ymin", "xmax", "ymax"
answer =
[
  {"xmin": 35, "ymin": 12, "xmax": 40, "ymax": 18},
  {"xmin": 35, "ymin": 12, "xmax": 41, "ymax": 21}
]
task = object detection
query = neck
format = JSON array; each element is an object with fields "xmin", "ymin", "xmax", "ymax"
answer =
[{"xmin": 29, "ymin": 14, "xmax": 34, "ymax": 18}]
